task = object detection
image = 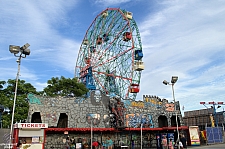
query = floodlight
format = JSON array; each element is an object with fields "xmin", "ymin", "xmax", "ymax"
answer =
[
  {"xmin": 9, "ymin": 45, "xmax": 20, "ymax": 54},
  {"xmin": 21, "ymin": 43, "xmax": 30, "ymax": 50},
  {"xmin": 163, "ymin": 80, "xmax": 169, "ymax": 85},
  {"xmin": 171, "ymin": 76, "xmax": 178, "ymax": 84},
  {"xmin": 23, "ymin": 48, "xmax": 30, "ymax": 55}
]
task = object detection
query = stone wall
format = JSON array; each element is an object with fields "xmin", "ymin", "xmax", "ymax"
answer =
[
  {"xmin": 27, "ymin": 93, "xmax": 184, "ymax": 128},
  {"xmin": 0, "ymin": 129, "xmax": 10, "ymax": 149}
]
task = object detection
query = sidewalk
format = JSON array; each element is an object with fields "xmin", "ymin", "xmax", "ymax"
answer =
[
  {"xmin": 187, "ymin": 144, "xmax": 206, "ymax": 148},
  {"xmin": 187, "ymin": 143, "xmax": 225, "ymax": 149}
]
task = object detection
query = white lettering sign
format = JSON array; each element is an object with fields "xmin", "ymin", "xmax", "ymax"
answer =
[{"xmin": 17, "ymin": 123, "xmax": 48, "ymax": 129}]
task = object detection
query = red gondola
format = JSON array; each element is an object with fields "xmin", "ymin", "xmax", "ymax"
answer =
[
  {"xmin": 96, "ymin": 36, "xmax": 103, "ymax": 45},
  {"xmin": 129, "ymin": 83, "xmax": 139, "ymax": 93},
  {"xmin": 123, "ymin": 32, "xmax": 132, "ymax": 41}
]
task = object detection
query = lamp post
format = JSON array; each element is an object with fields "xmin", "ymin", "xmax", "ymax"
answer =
[
  {"xmin": 141, "ymin": 123, "xmax": 143, "ymax": 149},
  {"xmin": 91, "ymin": 118, "xmax": 93, "ymax": 149},
  {"xmin": 163, "ymin": 76, "xmax": 180, "ymax": 149},
  {"xmin": 9, "ymin": 43, "xmax": 30, "ymax": 145},
  {"xmin": 0, "ymin": 105, "xmax": 4, "ymax": 128},
  {"xmin": 200, "ymin": 101, "xmax": 224, "ymax": 127}
]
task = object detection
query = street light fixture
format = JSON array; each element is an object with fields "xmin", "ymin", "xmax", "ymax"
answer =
[
  {"xmin": 9, "ymin": 43, "xmax": 30, "ymax": 146},
  {"xmin": 163, "ymin": 76, "xmax": 180, "ymax": 149},
  {"xmin": 171, "ymin": 76, "xmax": 178, "ymax": 84}
]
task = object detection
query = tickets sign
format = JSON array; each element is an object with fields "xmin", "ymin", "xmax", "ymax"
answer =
[{"xmin": 17, "ymin": 123, "xmax": 48, "ymax": 129}]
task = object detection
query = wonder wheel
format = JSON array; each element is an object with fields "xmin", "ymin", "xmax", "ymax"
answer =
[{"xmin": 75, "ymin": 8, "xmax": 144, "ymax": 100}]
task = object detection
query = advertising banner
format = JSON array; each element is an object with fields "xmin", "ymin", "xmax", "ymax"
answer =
[
  {"xmin": 189, "ymin": 126, "xmax": 200, "ymax": 146},
  {"xmin": 156, "ymin": 134, "xmax": 161, "ymax": 149},
  {"xmin": 206, "ymin": 127, "xmax": 223, "ymax": 144},
  {"xmin": 167, "ymin": 133, "xmax": 174, "ymax": 143}
]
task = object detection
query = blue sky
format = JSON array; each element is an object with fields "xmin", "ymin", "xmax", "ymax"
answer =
[{"xmin": 1, "ymin": 0, "xmax": 225, "ymax": 114}]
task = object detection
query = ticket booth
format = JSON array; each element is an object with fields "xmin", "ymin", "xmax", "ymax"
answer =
[{"xmin": 14, "ymin": 123, "xmax": 48, "ymax": 149}]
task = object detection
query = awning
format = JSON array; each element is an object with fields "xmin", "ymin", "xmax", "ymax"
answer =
[
  {"xmin": 46, "ymin": 128, "xmax": 115, "ymax": 132},
  {"xmin": 45, "ymin": 126, "xmax": 188, "ymax": 132}
]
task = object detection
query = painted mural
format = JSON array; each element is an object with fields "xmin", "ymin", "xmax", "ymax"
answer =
[
  {"xmin": 28, "ymin": 93, "xmax": 60, "ymax": 106},
  {"xmin": 103, "ymin": 114, "xmax": 116, "ymax": 128},
  {"xmin": 144, "ymin": 96, "xmax": 162, "ymax": 108},
  {"xmin": 130, "ymin": 101, "xmax": 144, "ymax": 108},
  {"xmin": 126, "ymin": 113, "xmax": 154, "ymax": 128},
  {"xmin": 86, "ymin": 114, "xmax": 100, "ymax": 125},
  {"xmin": 109, "ymin": 97, "xmax": 126, "ymax": 128},
  {"xmin": 27, "ymin": 93, "xmax": 182, "ymax": 128},
  {"xmin": 28, "ymin": 93, "xmax": 42, "ymax": 104},
  {"xmin": 123, "ymin": 97, "xmax": 163, "ymax": 109},
  {"xmin": 165, "ymin": 103, "xmax": 175, "ymax": 111}
]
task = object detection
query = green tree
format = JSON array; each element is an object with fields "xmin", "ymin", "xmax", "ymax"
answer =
[
  {"xmin": 0, "ymin": 79, "xmax": 37, "ymax": 128},
  {"xmin": 0, "ymin": 81, "xmax": 6, "ymax": 89},
  {"xmin": 43, "ymin": 76, "xmax": 88, "ymax": 97},
  {"xmin": 0, "ymin": 76, "xmax": 88, "ymax": 128}
]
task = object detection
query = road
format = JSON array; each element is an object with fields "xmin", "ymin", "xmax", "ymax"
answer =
[{"xmin": 188, "ymin": 143, "xmax": 225, "ymax": 149}]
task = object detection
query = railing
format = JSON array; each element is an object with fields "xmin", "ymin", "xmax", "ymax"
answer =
[
  {"xmin": 44, "ymin": 143, "xmax": 65, "ymax": 149},
  {"xmin": 44, "ymin": 142, "xmax": 158, "ymax": 149}
]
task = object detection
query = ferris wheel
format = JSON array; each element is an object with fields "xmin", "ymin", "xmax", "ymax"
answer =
[{"xmin": 75, "ymin": 8, "xmax": 144, "ymax": 100}]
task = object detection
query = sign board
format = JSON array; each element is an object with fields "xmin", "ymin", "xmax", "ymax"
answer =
[
  {"xmin": 17, "ymin": 123, "xmax": 48, "ymax": 129},
  {"xmin": 189, "ymin": 126, "xmax": 200, "ymax": 146},
  {"xmin": 167, "ymin": 133, "xmax": 174, "ymax": 143},
  {"xmin": 32, "ymin": 136, "xmax": 40, "ymax": 143},
  {"xmin": 76, "ymin": 143, "xmax": 82, "ymax": 149}
]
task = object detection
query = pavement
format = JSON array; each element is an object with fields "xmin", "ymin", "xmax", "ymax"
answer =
[{"xmin": 187, "ymin": 143, "xmax": 225, "ymax": 149}]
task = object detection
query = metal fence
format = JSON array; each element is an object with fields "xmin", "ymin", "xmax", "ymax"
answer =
[{"xmin": 44, "ymin": 141, "xmax": 158, "ymax": 149}]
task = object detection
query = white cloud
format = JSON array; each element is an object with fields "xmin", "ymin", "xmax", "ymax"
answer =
[
  {"xmin": 1, "ymin": 0, "xmax": 225, "ymax": 114},
  {"xmin": 94, "ymin": 0, "xmax": 132, "ymax": 6},
  {"xmin": 0, "ymin": 0, "xmax": 80, "ymax": 92},
  {"xmin": 137, "ymin": 0, "xmax": 225, "ymax": 112},
  {"xmin": 54, "ymin": 39, "xmax": 81, "ymax": 73}
]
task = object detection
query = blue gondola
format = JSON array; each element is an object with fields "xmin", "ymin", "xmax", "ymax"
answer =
[{"xmin": 134, "ymin": 50, "xmax": 143, "ymax": 60}]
